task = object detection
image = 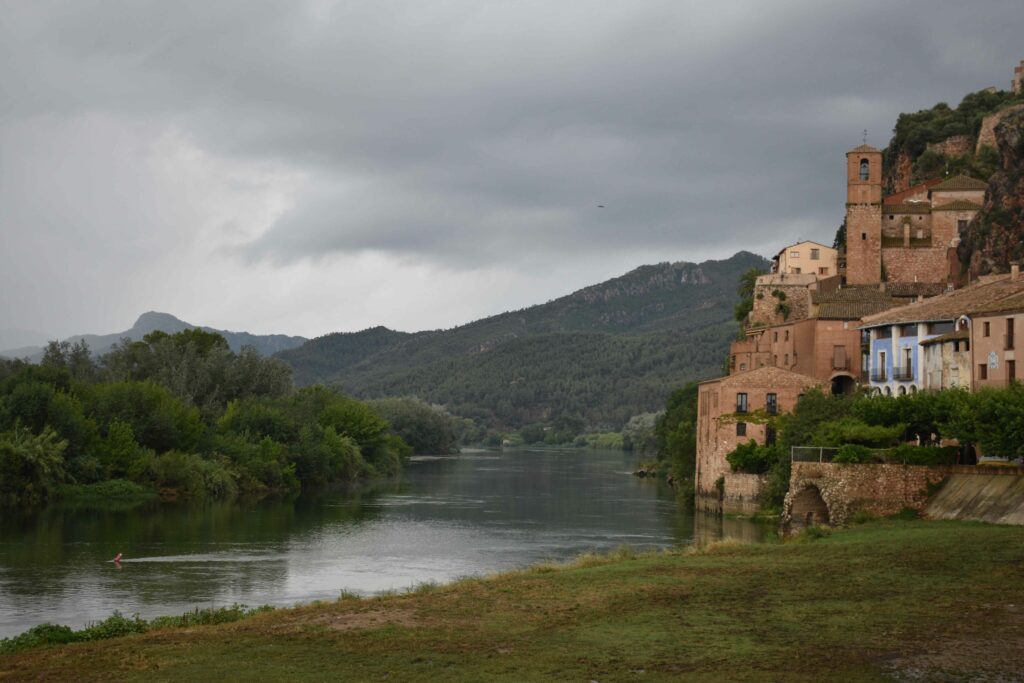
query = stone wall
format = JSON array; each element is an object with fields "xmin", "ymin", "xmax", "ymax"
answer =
[
  {"xmin": 881, "ymin": 246, "xmax": 950, "ymax": 285},
  {"xmin": 782, "ymin": 462, "xmax": 958, "ymax": 528},
  {"xmin": 749, "ymin": 283, "xmax": 811, "ymax": 327},
  {"xmin": 926, "ymin": 135, "xmax": 972, "ymax": 158},
  {"xmin": 845, "ymin": 203, "xmax": 883, "ymax": 284},
  {"xmin": 695, "ymin": 472, "xmax": 766, "ymax": 516}
]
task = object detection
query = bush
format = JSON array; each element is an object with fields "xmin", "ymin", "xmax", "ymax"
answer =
[
  {"xmin": 813, "ymin": 418, "xmax": 903, "ymax": 448},
  {"xmin": 832, "ymin": 444, "xmax": 877, "ymax": 464},
  {"xmin": 887, "ymin": 444, "xmax": 957, "ymax": 465},
  {"xmin": 726, "ymin": 440, "xmax": 778, "ymax": 474}
]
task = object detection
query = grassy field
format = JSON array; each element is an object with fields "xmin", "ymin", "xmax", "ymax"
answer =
[{"xmin": 2, "ymin": 520, "xmax": 1023, "ymax": 682}]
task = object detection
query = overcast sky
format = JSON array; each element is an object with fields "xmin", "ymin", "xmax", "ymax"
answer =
[{"xmin": 1, "ymin": 1, "xmax": 1021, "ymax": 343}]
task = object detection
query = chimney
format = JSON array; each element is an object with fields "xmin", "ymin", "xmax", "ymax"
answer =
[{"xmin": 1012, "ymin": 263, "xmax": 1021, "ymax": 281}]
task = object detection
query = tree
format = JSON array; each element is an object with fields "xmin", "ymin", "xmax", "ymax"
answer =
[
  {"xmin": 0, "ymin": 425, "xmax": 68, "ymax": 506},
  {"xmin": 734, "ymin": 267, "xmax": 766, "ymax": 325}
]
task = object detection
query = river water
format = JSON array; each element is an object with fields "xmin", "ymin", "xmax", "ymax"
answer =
[{"xmin": 0, "ymin": 449, "xmax": 773, "ymax": 638}]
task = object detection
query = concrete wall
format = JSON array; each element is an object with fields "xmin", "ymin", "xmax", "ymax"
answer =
[{"xmin": 925, "ymin": 474, "xmax": 1024, "ymax": 525}]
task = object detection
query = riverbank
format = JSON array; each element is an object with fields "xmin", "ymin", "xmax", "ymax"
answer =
[{"xmin": 3, "ymin": 519, "xmax": 1023, "ymax": 681}]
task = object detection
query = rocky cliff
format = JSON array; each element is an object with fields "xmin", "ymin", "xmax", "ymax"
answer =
[{"xmin": 958, "ymin": 108, "xmax": 1024, "ymax": 276}]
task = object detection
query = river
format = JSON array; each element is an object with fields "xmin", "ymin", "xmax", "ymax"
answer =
[{"xmin": 0, "ymin": 449, "xmax": 773, "ymax": 638}]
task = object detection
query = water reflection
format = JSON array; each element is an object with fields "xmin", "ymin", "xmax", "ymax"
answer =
[{"xmin": 0, "ymin": 450, "xmax": 768, "ymax": 637}]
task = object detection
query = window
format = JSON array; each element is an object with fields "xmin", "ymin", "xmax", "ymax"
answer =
[
  {"xmin": 784, "ymin": 353, "xmax": 789, "ymax": 365},
  {"xmin": 766, "ymin": 393, "xmax": 778, "ymax": 415},
  {"xmin": 876, "ymin": 327, "xmax": 892, "ymax": 339},
  {"xmin": 861, "ymin": 232, "xmax": 867, "ymax": 241},
  {"xmin": 859, "ymin": 158, "xmax": 870, "ymax": 181},
  {"xmin": 889, "ymin": 215, "xmax": 894, "ymax": 220},
  {"xmin": 1009, "ymin": 360, "xmax": 1017, "ymax": 382},
  {"xmin": 773, "ymin": 331, "xmax": 778, "ymax": 342},
  {"xmin": 928, "ymin": 321, "xmax": 954, "ymax": 335},
  {"xmin": 810, "ymin": 248, "xmax": 820, "ymax": 260},
  {"xmin": 790, "ymin": 251, "xmax": 800, "ymax": 258},
  {"xmin": 736, "ymin": 422, "xmax": 747, "ymax": 437},
  {"xmin": 917, "ymin": 227, "xmax": 924, "ymax": 239},
  {"xmin": 736, "ymin": 393, "xmax": 748, "ymax": 413},
  {"xmin": 740, "ymin": 363, "xmax": 747, "ymax": 371},
  {"xmin": 958, "ymin": 219, "xmax": 968, "ymax": 232},
  {"xmin": 900, "ymin": 324, "xmax": 916, "ymax": 337},
  {"xmin": 1007, "ymin": 318, "xmax": 1015, "ymax": 350},
  {"xmin": 979, "ymin": 363, "xmax": 988, "ymax": 380},
  {"xmin": 784, "ymin": 330, "xmax": 790, "ymax": 341},
  {"xmin": 765, "ymin": 425, "xmax": 776, "ymax": 446},
  {"xmin": 819, "ymin": 267, "xmax": 829, "ymax": 275},
  {"xmin": 903, "ymin": 347, "xmax": 913, "ymax": 369},
  {"xmin": 793, "ymin": 267, "xmax": 801, "ymax": 274},
  {"xmin": 983, "ymin": 321, "xmax": 991, "ymax": 337}
]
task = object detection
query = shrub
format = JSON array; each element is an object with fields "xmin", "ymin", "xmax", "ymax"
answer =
[
  {"xmin": 726, "ymin": 440, "xmax": 778, "ymax": 474},
  {"xmin": 832, "ymin": 444, "xmax": 877, "ymax": 464},
  {"xmin": 887, "ymin": 444, "xmax": 957, "ymax": 466},
  {"xmin": 813, "ymin": 418, "xmax": 903, "ymax": 448}
]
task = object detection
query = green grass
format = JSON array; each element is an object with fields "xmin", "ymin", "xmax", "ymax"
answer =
[{"xmin": 2, "ymin": 520, "xmax": 1023, "ymax": 681}]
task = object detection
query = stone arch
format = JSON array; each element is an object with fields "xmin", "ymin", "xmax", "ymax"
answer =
[
  {"xmin": 790, "ymin": 485, "xmax": 830, "ymax": 528},
  {"xmin": 897, "ymin": 385, "xmax": 906, "ymax": 396},
  {"xmin": 859, "ymin": 158, "xmax": 870, "ymax": 181},
  {"xmin": 909, "ymin": 385, "xmax": 918, "ymax": 394},
  {"xmin": 830, "ymin": 374, "xmax": 857, "ymax": 395},
  {"xmin": 883, "ymin": 386, "xmax": 892, "ymax": 397}
]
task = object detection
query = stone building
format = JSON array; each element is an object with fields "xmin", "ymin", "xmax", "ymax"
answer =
[
  {"xmin": 860, "ymin": 273, "xmax": 1024, "ymax": 395},
  {"xmin": 771, "ymin": 241, "xmax": 838, "ymax": 277},
  {"xmin": 919, "ymin": 328, "xmax": 971, "ymax": 391},
  {"xmin": 844, "ymin": 142, "xmax": 985, "ymax": 288},
  {"xmin": 695, "ymin": 366, "xmax": 820, "ymax": 514},
  {"xmin": 964, "ymin": 267, "xmax": 1024, "ymax": 389}
]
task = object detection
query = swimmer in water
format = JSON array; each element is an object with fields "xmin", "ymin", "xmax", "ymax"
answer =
[{"xmin": 112, "ymin": 552, "xmax": 122, "ymax": 566}]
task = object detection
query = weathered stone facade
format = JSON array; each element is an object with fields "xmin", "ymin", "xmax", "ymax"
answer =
[
  {"xmin": 783, "ymin": 462, "xmax": 958, "ymax": 527},
  {"xmin": 696, "ymin": 367, "xmax": 820, "ymax": 515},
  {"xmin": 976, "ymin": 103, "xmax": 1024, "ymax": 153},
  {"xmin": 926, "ymin": 134, "xmax": 972, "ymax": 158},
  {"xmin": 749, "ymin": 280, "xmax": 813, "ymax": 327},
  {"xmin": 881, "ymin": 246, "xmax": 953, "ymax": 284}
]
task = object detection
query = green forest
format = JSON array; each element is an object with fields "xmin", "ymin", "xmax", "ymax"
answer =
[
  {"xmin": 0, "ymin": 330, "xmax": 459, "ymax": 508},
  {"xmin": 277, "ymin": 252, "xmax": 768, "ymax": 435}
]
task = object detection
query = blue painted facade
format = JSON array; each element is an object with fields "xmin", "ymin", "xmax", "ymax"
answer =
[{"xmin": 863, "ymin": 322, "xmax": 944, "ymax": 395}]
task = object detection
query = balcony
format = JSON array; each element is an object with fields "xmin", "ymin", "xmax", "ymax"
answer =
[
  {"xmin": 892, "ymin": 366, "xmax": 914, "ymax": 381},
  {"xmin": 831, "ymin": 357, "xmax": 850, "ymax": 371},
  {"xmin": 869, "ymin": 368, "xmax": 887, "ymax": 383}
]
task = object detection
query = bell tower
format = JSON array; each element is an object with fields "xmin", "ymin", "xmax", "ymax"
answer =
[{"xmin": 844, "ymin": 144, "xmax": 883, "ymax": 284}]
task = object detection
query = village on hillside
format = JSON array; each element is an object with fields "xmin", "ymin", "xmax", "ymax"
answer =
[{"xmin": 695, "ymin": 61, "xmax": 1024, "ymax": 528}]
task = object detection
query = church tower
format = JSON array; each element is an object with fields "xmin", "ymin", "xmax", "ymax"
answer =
[{"xmin": 844, "ymin": 144, "xmax": 883, "ymax": 285}]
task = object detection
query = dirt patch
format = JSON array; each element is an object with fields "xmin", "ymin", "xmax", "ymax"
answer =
[
  {"xmin": 287, "ymin": 608, "xmax": 419, "ymax": 632},
  {"xmin": 884, "ymin": 604, "xmax": 1024, "ymax": 682}
]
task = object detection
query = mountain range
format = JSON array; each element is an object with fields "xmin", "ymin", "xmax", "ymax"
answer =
[
  {"xmin": 276, "ymin": 251, "xmax": 768, "ymax": 429},
  {"xmin": 0, "ymin": 312, "xmax": 308, "ymax": 361}
]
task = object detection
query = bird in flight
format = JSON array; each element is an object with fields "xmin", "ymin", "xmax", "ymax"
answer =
[{"xmin": 597, "ymin": 205, "xmax": 605, "ymax": 208}]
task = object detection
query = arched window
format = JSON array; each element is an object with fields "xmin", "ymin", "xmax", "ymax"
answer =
[
  {"xmin": 884, "ymin": 386, "xmax": 892, "ymax": 397},
  {"xmin": 897, "ymin": 385, "xmax": 906, "ymax": 396},
  {"xmin": 859, "ymin": 159, "xmax": 870, "ymax": 181}
]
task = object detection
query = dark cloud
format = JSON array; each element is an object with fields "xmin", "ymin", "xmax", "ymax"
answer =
[{"xmin": 1, "ymin": 1, "xmax": 1022, "ymax": 335}]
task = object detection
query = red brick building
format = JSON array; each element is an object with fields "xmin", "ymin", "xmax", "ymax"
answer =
[{"xmin": 695, "ymin": 367, "xmax": 820, "ymax": 514}]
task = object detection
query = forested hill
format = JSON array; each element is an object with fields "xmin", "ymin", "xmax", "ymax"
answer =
[
  {"xmin": 1, "ymin": 312, "xmax": 308, "ymax": 361},
  {"xmin": 276, "ymin": 251, "xmax": 768, "ymax": 429}
]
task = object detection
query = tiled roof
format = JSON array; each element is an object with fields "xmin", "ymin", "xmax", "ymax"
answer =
[
  {"xmin": 919, "ymin": 329, "xmax": 969, "ymax": 346},
  {"xmin": 931, "ymin": 175, "xmax": 988, "ymax": 191},
  {"xmin": 860, "ymin": 276, "xmax": 1024, "ymax": 327},
  {"xmin": 848, "ymin": 144, "xmax": 880, "ymax": 153},
  {"xmin": 884, "ymin": 203, "xmax": 932, "ymax": 214},
  {"xmin": 884, "ymin": 282, "xmax": 947, "ymax": 298},
  {"xmin": 883, "ymin": 179, "xmax": 943, "ymax": 205},
  {"xmin": 967, "ymin": 288, "xmax": 1024, "ymax": 316},
  {"xmin": 932, "ymin": 200, "xmax": 983, "ymax": 212},
  {"xmin": 812, "ymin": 286, "xmax": 898, "ymax": 320}
]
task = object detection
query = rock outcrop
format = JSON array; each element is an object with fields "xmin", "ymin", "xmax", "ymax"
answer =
[{"xmin": 958, "ymin": 108, "xmax": 1024, "ymax": 276}]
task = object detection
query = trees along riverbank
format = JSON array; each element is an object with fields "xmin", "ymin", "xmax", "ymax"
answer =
[
  {"xmin": 0, "ymin": 331, "xmax": 417, "ymax": 508},
  {"xmin": 3, "ymin": 519, "xmax": 1023, "ymax": 681}
]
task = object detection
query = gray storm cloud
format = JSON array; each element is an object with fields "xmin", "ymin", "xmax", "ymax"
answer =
[{"xmin": 1, "ymin": 0, "xmax": 1022, "ymax": 336}]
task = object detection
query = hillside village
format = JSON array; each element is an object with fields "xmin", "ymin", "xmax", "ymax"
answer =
[{"xmin": 695, "ymin": 61, "xmax": 1024, "ymax": 525}]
